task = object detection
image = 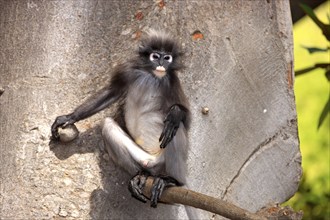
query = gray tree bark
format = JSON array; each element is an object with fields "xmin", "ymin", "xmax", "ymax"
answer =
[{"xmin": 0, "ymin": 0, "xmax": 301, "ymax": 219}]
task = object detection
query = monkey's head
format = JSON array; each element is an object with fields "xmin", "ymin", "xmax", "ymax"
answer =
[{"xmin": 138, "ymin": 30, "xmax": 183, "ymax": 78}]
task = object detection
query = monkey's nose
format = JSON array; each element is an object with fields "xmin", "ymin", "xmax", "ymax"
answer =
[{"xmin": 159, "ymin": 58, "xmax": 164, "ymax": 65}]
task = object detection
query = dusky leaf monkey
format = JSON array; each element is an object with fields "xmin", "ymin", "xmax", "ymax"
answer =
[{"xmin": 51, "ymin": 30, "xmax": 191, "ymax": 208}]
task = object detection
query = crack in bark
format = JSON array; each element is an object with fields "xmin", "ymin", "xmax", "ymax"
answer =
[{"xmin": 222, "ymin": 119, "xmax": 297, "ymax": 198}]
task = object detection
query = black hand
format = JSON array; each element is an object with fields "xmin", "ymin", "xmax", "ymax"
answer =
[
  {"xmin": 159, "ymin": 105, "xmax": 186, "ymax": 148},
  {"xmin": 159, "ymin": 119, "xmax": 179, "ymax": 148},
  {"xmin": 51, "ymin": 114, "xmax": 75, "ymax": 140}
]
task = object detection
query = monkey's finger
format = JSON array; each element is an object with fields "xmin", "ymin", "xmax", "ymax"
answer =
[
  {"xmin": 170, "ymin": 127, "xmax": 178, "ymax": 140},
  {"xmin": 51, "ymin": 125, "xmax": 61, "ymax": 140},
  {"xmin": 151, "ymin": 177, "xmax": 166, "ymax": 208},
  {"xmin": 160, "ymin": 138, "xmax": 169, "ymax": 148},
  {"xmin": 150, "ymin": 178, "xmax": 160, "ymax": 207},
  {"xmin": 160, "ymin": 125, "xmax": 175, "ymax": 148},
  {"xmin": 157, "ymin": 180, "xmax": 165, "ymax": 201},
  {"xmin": 51, "ymin": 130, "xmax": 59, "ymax": 140},
  {"xmin": 138, "ymin": 174, "xmax": 147, "ymax": 189},
  {"xmin": 131, "ymin": 189, "xmax": 148, "ymax": 203},
  {"xmin": 162, "ymin": 129, "xmax": 174, "ymax": 147},
  {"xmin": 159, "ymin": 129, "xmax": 165, "ymax": 142},
  {"xmin": 159, "ymin": 121, "xmax": 171, "ymax": 142},
  {"xmin": 160, "ymin": 127, "xmax": 171, "ymax": 148},
  {"xmin": 159, "ymin": 122, "xmax": 170, "ymax": 143},
  {"xmin": 166, "ymin": 125, "xmax": 179, "ymax": 145},
  {"xmin": 51, "ymin": 115, "xmax": 72, "ymax": 140}
]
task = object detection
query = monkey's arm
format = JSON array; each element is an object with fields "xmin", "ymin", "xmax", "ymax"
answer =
[
  {"xmin": 51, "ymin": 71, "xmax": 130, "ymax": 140},
  {"xmin": 159, "ymin": 104, "xmax": 189, "ymax": 148},
  {"xmin": 51, "ymin": 87, "xmax": 123, "ymax": 140}
]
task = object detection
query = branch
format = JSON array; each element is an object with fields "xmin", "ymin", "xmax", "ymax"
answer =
[
  {"xmin": 295, "ymin": 63, "xmax": 330, "ymax": 76},
  {"xmin": 142, "ymin": 177, "xmax": 266, "ymax": 220},
  {"xmin": 299, "ymin": 3, "xmax": 330, "ymax": 41}
]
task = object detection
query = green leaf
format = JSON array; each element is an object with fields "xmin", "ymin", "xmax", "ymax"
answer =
[
  {"xmin": 300, "ymin": 3, "xmax": 322, "ymax": 25},
  {"xmin": 318, "ymin": 95, "xmax": 330, "ymax": 129},
  {"xmin": 302, "ymin": 45, "xmax": 330, "ymax": 54},
  {"xmin": 300, "ymin": 3, "xmax": 330, "ymax": 41}
]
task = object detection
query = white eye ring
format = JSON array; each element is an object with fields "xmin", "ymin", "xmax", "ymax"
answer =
[
  {"xmin": 164, "ymin": 55, "xmax": 173, "ymax": 63},
  {"xmin": 150, "ymin": 53, "xmax": 160, "ymax": 61}
]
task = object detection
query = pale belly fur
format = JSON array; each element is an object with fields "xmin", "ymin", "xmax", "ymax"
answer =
[{"xmin": 124, "ymin": 78, "xmax": 165, "ymax": 156}]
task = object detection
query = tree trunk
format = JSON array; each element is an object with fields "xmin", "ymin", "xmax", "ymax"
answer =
[{"xmin": 0, "ymin": 0, "xmax": 301, "ymax": 219}]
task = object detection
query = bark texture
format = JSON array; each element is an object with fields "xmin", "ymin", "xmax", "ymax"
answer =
[{"xmin": 0, "ymin": 0, "xmax": 301, "ymax": 219}]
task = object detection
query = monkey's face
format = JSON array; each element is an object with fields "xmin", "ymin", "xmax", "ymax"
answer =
[
  {"xmin": 149, "ymin": 52, "xmax": 173, "ymax": 78},
  {"xmin": 138, "ymin": 31, "xmax": 183, "ymax": 76}
]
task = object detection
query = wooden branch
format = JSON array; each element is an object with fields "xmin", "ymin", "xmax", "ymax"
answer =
[{"xmin": 142, "ymin": 177, "xmax": 266, "ymax": 220}]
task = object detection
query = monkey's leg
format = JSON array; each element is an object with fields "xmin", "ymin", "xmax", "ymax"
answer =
[
  {"xmin": 102, "ymin": 117, "xmax": 161, "ymax": 171},
  {"xmin": 102, "ymin": 117, "xmax": 162, "ymax": 203}
]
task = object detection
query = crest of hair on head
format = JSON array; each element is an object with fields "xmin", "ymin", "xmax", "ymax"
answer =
[{"xmin": 139, "ymin": 29, "xmax": 183, "ymax": 59}]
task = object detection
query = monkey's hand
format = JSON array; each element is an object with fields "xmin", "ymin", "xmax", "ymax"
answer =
[
  {"xmin": 51, "ymin": 114, "xmax": 75, "ymax": 140},
  {"xmin": 159, "ymin": 119, "xmax": 179, "ymax": 148},
  {"xmin": 159, "ymin": 105, "xmax": 186, "ymax": 148}
]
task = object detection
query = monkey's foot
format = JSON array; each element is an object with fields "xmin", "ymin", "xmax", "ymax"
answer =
[
  {"xmin": 150, "ymin": 176, "xmax": 181, "ymax": 208},
  {"xmin": 128, "ymin": 172, "xmax": 148, "ymax": 203},
  {"xmin": 128, "ymin": 174, "xmax": 181, "ymax": 208}
]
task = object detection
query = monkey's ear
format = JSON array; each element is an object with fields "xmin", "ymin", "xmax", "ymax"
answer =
[
  {"xmin": 138, "ymin": 44, "xmax": 151, "ymax": 57},
  {"xmin": 138, "ymin": 44, "xmax": 145, "ymax": 53}
]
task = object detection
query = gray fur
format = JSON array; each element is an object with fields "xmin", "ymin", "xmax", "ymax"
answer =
[
  {"xmin": 165, "ymin": 123, "xmax": 188, "ymax": 184},
  {"xmin": 104, "ymin": 69, "xmax": 188, "ymax": 184},
  {"xmin": 102, "ymin": 118, "xmax": 141, "ymax": 175},
  {"xmin": 51, "ymin": 30, "xmax": 191, "ymax": 216},
  {"xmin": 125, "ymin": 74, "xmax": 164, "ymax": 156}
]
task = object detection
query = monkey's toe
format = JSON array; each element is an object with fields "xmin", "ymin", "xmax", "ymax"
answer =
[
  {"xmin": 150, "ymin": 177, "xmax": 165, "ymax": 207},
  {"xmin": 150, "ymin": 176, "xmax": 181, "ymax": 208},
  {"xmin": 128, "ymin": 173, "xmax": 148, "ymax": 203}
]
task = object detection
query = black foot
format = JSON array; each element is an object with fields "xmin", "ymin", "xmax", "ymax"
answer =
[
  {"xmin": 150, "ymin": 176, "xmax": 181, "ymax": 208},
  {"xmin": 128, "ymin": 172, "xmax": 148, "ymax": 203}
]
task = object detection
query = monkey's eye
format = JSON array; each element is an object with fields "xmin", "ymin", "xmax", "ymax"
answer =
[
  {"xmin": 150, "ymin": 53, "xmax": 160, "ymax": 61},
  {"xmin": 164, "ymin": 55, "xmax": 173, "ymax": 63}
]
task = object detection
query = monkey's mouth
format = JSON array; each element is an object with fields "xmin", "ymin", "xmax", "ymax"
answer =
[{"xmin": 153, "ymin": 66, "xmax": 166, "ymax": 78}]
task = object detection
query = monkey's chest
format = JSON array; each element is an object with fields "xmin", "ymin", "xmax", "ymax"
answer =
[{"xmin": 124, "ymin": 84, "xmax": 164, "ymax": 155}]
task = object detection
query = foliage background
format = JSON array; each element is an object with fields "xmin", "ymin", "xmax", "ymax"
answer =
[{"xmin": 286, "ymin": 2, "xmax": 330, "ymax": 219}]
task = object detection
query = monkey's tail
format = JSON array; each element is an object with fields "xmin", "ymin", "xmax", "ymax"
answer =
[
  {"xmin": 185, "ymin": 205, "xmax": 200, "ymax": 220},
  {"xmin": 183, "ymin": 184, "xmax": 201, "ymax": 220}
]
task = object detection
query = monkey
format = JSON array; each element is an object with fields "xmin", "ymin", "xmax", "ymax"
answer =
[{"xmin": 51, "ymin": 30, "xmax": 191, "ymax": 209}]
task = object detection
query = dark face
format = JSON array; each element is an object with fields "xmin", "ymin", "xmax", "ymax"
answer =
[
  {"xmin": 138, "ymin": 32, "xmax": 183, "ymax": 77},
  {"xmin": 149, "ymin": 51, "xmax": 173, "ymax": 78}
]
